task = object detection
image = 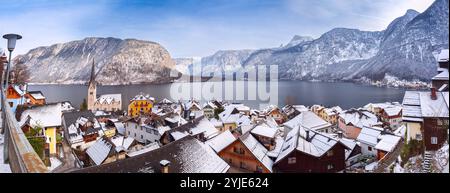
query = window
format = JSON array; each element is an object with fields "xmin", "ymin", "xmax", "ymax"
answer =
[
  {"xmin": 327, "ymin": 164, "xmax": 334, "ymax": 170},
  {"xmin": 228, "ymin": 158, "xmax": 232, "ymax": 164},
  {"xmin": 240, "ymin": 162, "xmax": 247, "ymax": 169},
  {"xmin": 288, "ymin": 157, "xmax": 296, "ymax": 164},
  {"xmin": 239, "ymin": 148, "xmax": 245, "ymax": 155},
  {"xmin": 229, "ymin": 126, "xmax": 232, "ymax": 130},
  {"xmin": 437, "ymin": 119, "xmax": 443, "ymax": 126},
  {"xmin": 233, "ymin": 147, "xmax": 239, "ymax": 154},
  {"xmin": 416, "ymin": 134, "xmax": 423, "ymax": 140},
  {"xmin": 327, "ymin": 150, "xmax": 334, "ymax": 157},
  {"xmin": 431, "ymin": 137, "xmax": 438, "ymax": 145},
  {"xmin": 9, "ymin": 102, "xmax": 13, "ymax": 107},
  {"xmin": 141, "ymin": 135, "xmax": 143, "ymax": 139},
  {"xmin": 134, "ymin": 133, "xmax": 136, "ymax": 137},
  {"xmin": 368, "ymin": 146, "xmax": 372, "ymax": 151},
  {"xmin": 256, "ymin": 165, "xmax": 263, "ymax": 173},
  {"xmin": 128, "ymin": 131, "xmax": 130, "ymax": 135}
]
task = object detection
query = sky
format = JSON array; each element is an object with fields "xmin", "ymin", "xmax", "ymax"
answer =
[{"xmin": 0, "ymin": 0, "xmax": 435, "ymax": 58}]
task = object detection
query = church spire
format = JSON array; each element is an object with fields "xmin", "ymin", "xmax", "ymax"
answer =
[{"xmin": 89, "ymin": 58, "xmax": 96, "ymax": 85}]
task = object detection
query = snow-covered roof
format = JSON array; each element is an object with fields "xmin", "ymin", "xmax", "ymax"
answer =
[
  {"xmin": 158, "ymin": 98, "xmax": 173, "ymax": 104},
  {"xmin": 301, "ymin": 111, "xmax": 331, "ymax": 131},
  {"xmin": 110, "ymin": 136, "xmax": 134, "ymax": 152},
  {"xmin": 356, "ymin": 126, "xmax": 383, "ymax": 146},
  {"xmin": 383, "ymin": 106, "xmax": 402, "ymax": 117},
  {"xmin": 240, "ymin": 133, "xmax": 273, "ymax": 172},
  {"xmin": 86, "ymin": 138, "xmax": 113, "ymax": 166},
  {"xmin": 12, "ymin": 85, "xmax": 26, "ymax": 96},
  {"xmin": 113, "ymin": 121, "xmax": 126, "ymax": 135},
  {"xmin": 127, "ymin": 142, "xmax": 160, "ymax": 157},
  {"xmin": 203, "ymin": 101, "xmax": 217, "ymax": 109},
  {"xmin": 130, "ymin": 93, "xmax": 154, "ymax": 101},
  {"xmin": 60, "ymin": 101, "xmax": 75, "ymax": 112},
  {"xmin": 28, "ymin": 91, "xmax": 45, "ymax": 100},
  {"xmin": 432, "ymin": 69, "xmax": 449, "ymax": 80},
  {"xmin": 206, "ymin": 130, "xmax": 236, "ymax": 153},
  {"xmin": 374, "ymin": 134, "xmax": 401, "ymax": 152},
  {"xmin": 267, "ymin": 136, "xmax": 284, "ymax": 158},
  {"xmin": 157, "ymin": 126, "xmax": 171, "ymax": 136},
  {"xmin": 171, "ymin": 131, "xmax": 188, "ymax": 141},
  {"xmin": 20, "ymin": 103, "xmax": 62, "ymax": 128},
  {"xmin": 402, "ymin": 105, "xmax": 422, "ymax": 118},
  {"xmin": 394, "ymin": 125, "xmax": 406, "ymax": 137},
  {"xmin": 339, "ymin": 109, "xmax": 378, "ymax": 129},
  {"xmin": 283, "ymin": 111, "xmax": 331, "ymax": 131},
  {"xmin": 275, "ymin": 127, "xmax": 343, "ymax": 163},
  {"xmin": 219, "ymin": 106, "xmax": 240, "ymax": 124},
  {"xmin": 77, "ymin": 136, "xmax": 230, "ymax": 173},
  {"xmin": 189, "ymin": 118, "xmax": 220, "ymax": 139},
  {"xmin": 324, "ymin": 106, "xmax": 343, "ymax": 116},
  {"xmin": 339, "ymin": 138, "xmax": 358, "ymax": 160},
  {"xmin": 403, "ymin": 91, "xmax": 421, "ymax": 106},
  {"xmin": 438, "ymin": 49, "xmax": 449, "ymax": 62},
  {"xmin": 96, "ymin": 94, "xmax": 121, "ymax": 104},
  {"xmin": 293, "ymin": 105, "xmax": 309, "ymax": 112},
  {"xmin": 251, "ymin": 125, "xmax": 278, "ymax": 138},
  {"xmin": 419, "ymin": 91, "xmax": 448, "ymax": 118}
]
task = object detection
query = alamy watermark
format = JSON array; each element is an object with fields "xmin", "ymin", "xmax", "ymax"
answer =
[{"xmin": 169, "ymin": 57, "xmax": 278, "ymax": 109}]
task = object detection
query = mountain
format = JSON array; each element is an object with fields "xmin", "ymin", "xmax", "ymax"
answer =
[
  {"xmin": 186, "ymin": 0, "xmax": 448, "ymax": 82},
  {"xmin": 15, "ymin": 37, "xmax": 176, "ymax": 85}
]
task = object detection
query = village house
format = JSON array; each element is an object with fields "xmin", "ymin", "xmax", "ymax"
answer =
[
  {"xmin": 128, "ymin": 93, "xmax": 154, "ymax": 117},
  {"xmin": 6, "ymin": 84, "xmax": 27, "ymax": 113},
  {"xmin": 216, "ymin": 132, "xmax": 273, "ymax": 173},
  {"xmin": 402, "ymin": 91, "xmax": 425, "ymax": 142},
  {"xmin": 249, "ymin": 119, "xmax": 280, "ymax": 151},
  {"xmin": 87, "ymin": 59, "xmax": 122, "ymax": 112},
  {"xmin": 75, "ymin": 135, "xmax": 230, "ymax": 173},
  {"xmin": 283, "ymin": 111, "xmax": 333, "ymax": 134},
  {"xmin": 126, "ymin": 142, "xmax": 160, "ymax": 158},
  {"xmin": 264, "ymin": 105, "xmax": 286, "ymax": 124},
  {"xmin": 219, "ymin": 106, "xmax": 241, "ymax": 132},
  {"xmin": 25, "ymin": 91, "xmax": 46, "ymax": 106},
  {"xmin": 273, "ymin": 127, "xmax": 348, "ymax": 173},
  {"xmin": 109, "ymin": 135, "xmax": 136, "ymax": 160},
  {"xmin": 163, "ymin": 116, "xmax": 220, "ymax": 144},
  {"xmin": 321, "ymin": 106, "xmax": 343, "ymax": 125},
  {"xmin": 432, "ymin": 49, "xmax": 449, "ymax": 91},
  {"xmin": 124, "ymin": 115, "xmax": 169, "ymax": 144},
  {"xmin": 374, "ymin": 134, "xmax": 402, "ymax": 160},
  {"xmin": 282, "ymin": 105, "xmax": 308, "ymax": 120},
  {"xmin": 339, "ymin": 137, "xmax": 362, "ymax": 167},
  {"xmin": 85, "ymin": 137, "xmax": 117, "ymax": 166},
  {"xmin": 364, "ymin": 102, "xmax": 401, "ymax": 117},
  {"xmin": 19, "ymin": 103, "xmax": 62, "ymax": 157},
  {"xmin": 337, "ymin": 109, "xmax": 380, "ymax": 139},
  {"xmin": 203, "ymin": 101, "xmax": 218, "ymax": 119},
  {"xmin": 356, "ymin": 126, "xmax": 384, "ymax": 158},
  {"xmin": 380, "ymin": 106, "xmax": 403, "ymax": 130},
  {"xmin": 62, "ymin": 110, "xmax": 103, "ymax": 150},
  {"xmin": 402, "ymin": 89, "xmax": 449, "ymax": 151}
]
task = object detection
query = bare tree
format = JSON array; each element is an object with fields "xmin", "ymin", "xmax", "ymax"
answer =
[{"xmin": 10, "ymin": 59, "xmax": 30, "ymax": 84}]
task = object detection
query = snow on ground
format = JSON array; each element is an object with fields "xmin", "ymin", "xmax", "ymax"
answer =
[
  {"xmin": 403, "ymin": 155, "xmax": 423, "ymax": 173},
  {"xmin": 433, "ymin": 143, "xmax": 449, "ymax": 173},
  {"xmin": 47, "ymin": 157, "xmax": 62, "ymax": 171},
  {"xmin": 0, "ymin": 133, "xmax": 12, "ymax": 173}
]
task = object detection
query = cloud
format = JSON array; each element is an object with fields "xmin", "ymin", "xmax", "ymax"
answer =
[{"xmin": 0, "ymin": 0, "xmax": 437, "ymax": 58}]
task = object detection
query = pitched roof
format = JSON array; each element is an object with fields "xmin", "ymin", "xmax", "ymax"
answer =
[
  {"xmin": 356, "ymin": 126, "xmax": 383, "ymax": 146},
  {"xmin": 419, "ymin": 91, "xmax": 449, "ymax": 118},
  {"xmin": 96, "ymin": 94, "xmax": 121, "ymax": 104},
  {"xmin": 75, "ymin": 136, "xmax": 230, "ymax": 173},
  {"xmin": 206, "ymin": 130, "xmax": 236, "ymax": 153},
  {"xmin": 383, "ymin": 106, "xmax": 402, "ymax": 117},
  {"xmin": 283, "ymin": 111, "xmax": 331, "ymax": 131},
  {"xmin": 19, "ymin": 103, "xmax": 62, "ymax": 128},
  {"xmin": 438, "ymin": 49, "xmax": 449, "ymax": 62},
  {"xmin": 251, "ymin": 124, "xmax": 278, "ymax": 139},
  {"xmin": 240, "ymin": 132, "xmax": 273, "ymax": 172},
  {"xmin": 63, "ymin": 111, "xmax": 96, "ymax": 129},
  {"xmin": 28, "ymin": 91, "xmax": 46, "ymax": 100},
  {"xmin": 339, "ymin": 109, "xmax": 378, "ymax": 128},
  {"xmin": 275, "ymin": 127, "xmax": 345, "ymax": 163},
  {"xmin": 374, "ymin": 134, "xmax": 401, "ymax": 152},
  {"xmin": 86, "ymin": 138, "xmax": 113, "ymax": 166}
]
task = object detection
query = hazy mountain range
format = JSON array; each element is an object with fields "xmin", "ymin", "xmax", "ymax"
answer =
[{"xmin": 177, "ymin": 0, "xmax": 449, "ymax": 82}]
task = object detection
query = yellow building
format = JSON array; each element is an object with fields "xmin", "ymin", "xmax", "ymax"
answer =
[
  {"xmin": 45, "ymin": 127, "xmax": 57, "ymax": 155},
  {"xmin": 128, "ymin": 94, "xmax": 154, "ymax": 117}
]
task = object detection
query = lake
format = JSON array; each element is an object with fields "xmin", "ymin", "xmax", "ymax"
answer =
[{"xmin": 29, "ymin": 81, "xmax": 407, "ymax": 110}]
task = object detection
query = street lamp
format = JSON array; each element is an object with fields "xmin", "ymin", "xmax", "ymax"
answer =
[
  {"xmin": 1, "ymin": 34, "xmax": 21, "ymax": 137},
  {"xmin": 2, "ymin": 34, "xmax": 22, "ymax": 89}
]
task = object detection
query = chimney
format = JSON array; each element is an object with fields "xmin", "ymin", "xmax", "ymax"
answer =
[
  {"xmin": 431, "ymin": 87, "xmax": 437, "ymax": 100},
  {"xmin": 305, "ymin": 130, "xmax": 310, "ymax": 141},
  {"xmin": 160, "ymin": 160, "xmax": 170, "ymax": 173},
  {"xmin": 337, "ymin": 131, "xmax": 343, "ymax": 139}
]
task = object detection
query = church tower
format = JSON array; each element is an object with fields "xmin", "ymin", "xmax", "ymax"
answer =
[{"xmin": 87, "ymin": 59, "xmax": 97, "ymax": 111}]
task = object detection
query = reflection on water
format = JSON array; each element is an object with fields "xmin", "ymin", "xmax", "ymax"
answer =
[{"xmin": 29, "ymin": 81, "xmax": 406, "ymax": 110}]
